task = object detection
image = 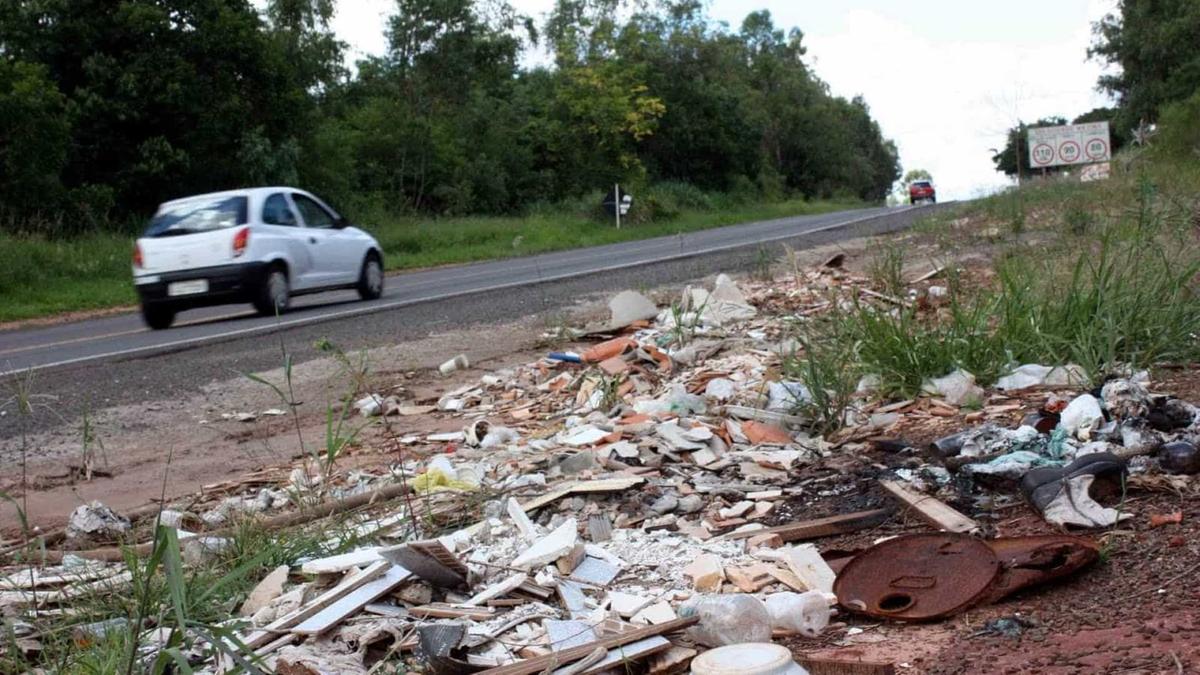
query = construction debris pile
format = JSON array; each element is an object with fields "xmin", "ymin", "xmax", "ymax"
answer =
[{"xmin": 3, "ymin": 263, "xmax": 1199, "ymax": 674}]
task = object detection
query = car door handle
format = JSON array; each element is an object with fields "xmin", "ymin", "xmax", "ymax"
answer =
[{"xmin": 308, "ymin": 237, "xmax": 318, "ymax": 244}]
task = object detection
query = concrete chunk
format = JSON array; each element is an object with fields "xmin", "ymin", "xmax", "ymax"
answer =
[{"xmin": 511, "ymin": 518, "xmax": 578, "ymax": 570}]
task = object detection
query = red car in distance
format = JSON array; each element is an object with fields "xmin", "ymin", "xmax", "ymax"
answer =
[{"xmin": 909, "ymin": 180, "xmax": 936, "ymax": 204}]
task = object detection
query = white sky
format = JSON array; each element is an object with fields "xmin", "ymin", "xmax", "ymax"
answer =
[{"xmin": 329, "ymin": 0, "xmax": 1119, "ymax": 200}]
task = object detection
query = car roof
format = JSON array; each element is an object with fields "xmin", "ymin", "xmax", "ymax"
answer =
[{"xmin": 159, "ymin": 187, "xmax": 309, "ymax": 208}]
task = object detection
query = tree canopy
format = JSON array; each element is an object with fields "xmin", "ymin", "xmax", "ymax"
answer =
[
  {"xmin": 0, "ymin": 0, "xmax": 901, "ymax": 232},
  {"xmin": 1090, "ymin": 0, "xmax": 1200, "ymax": 131}
]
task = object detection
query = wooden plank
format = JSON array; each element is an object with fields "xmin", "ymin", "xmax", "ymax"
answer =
[
  {"xmin": 520, "ymin": 478, "xmax": 646, "ymax": 514},
  {"xmin": 300, "ymin": 548, "xmax": 381, "ymax": 575},
  {"xmin": 478, "ymin": 617, "xmax": 698, "ymax": 675},
  {"xmin": 411, "ymin": 604, "xmax": 495, "ymax": 620},
  {"xmin": 878, "ymin": 480, "xmax": 979, "ymax": 534},
  {"xmin": 515, "ymin": 580, "xmax": 554, "ymax": 599},
  {"xmin": 551, "ymin": 637, "xmax": 670, "ymax": 674},
  {"xmin": 796, "ymin": 655, "xmax": 897, "ymax": 675},
  {"xmin": 722, "ymin": 509, "xmax": 892, "ymax": 542},
  {"xmin": 291, "ymin": 565, "xmax": 412, "ymax": 635},
  {"xmin": 461, "ymin": 573, "xmax": 527, "ymax": 607},
  {"xmin": 242, "ymin": 561, "xmax": 389, "ymax": 649}
]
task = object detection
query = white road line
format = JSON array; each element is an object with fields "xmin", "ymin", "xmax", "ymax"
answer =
[{"xmin": 0, "ymin": 207, "xmax": 911, "ymax": 377}]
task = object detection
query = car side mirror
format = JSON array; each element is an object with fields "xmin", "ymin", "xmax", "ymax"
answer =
[{"xmin": 334, "ymin": 216, "xmax": 350, "ymax": 229}]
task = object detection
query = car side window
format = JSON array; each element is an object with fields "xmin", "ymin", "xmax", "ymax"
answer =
[
  {"xmin": 262, "ymin": 193, "xmax": 297, "ymax": 226},
  {"xmin": 293, "ymin": 194, "xmax": 335, "ymax": 229}
]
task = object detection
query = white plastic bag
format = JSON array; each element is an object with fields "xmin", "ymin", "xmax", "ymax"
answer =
[{"xmin": 764, "ymin": 591, "xmax": 831, "ymax": 637}]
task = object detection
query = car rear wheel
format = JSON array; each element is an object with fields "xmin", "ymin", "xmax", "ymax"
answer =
[
  {"xmin": 357, "ymin": 253, "xmax": 384, "ymax": 301},
  {"xmin": 141, "ymin": 303, "xmax": 176, "ymax": 330},
  {"xmin": 254, "ymin": 265, "xmax": 290, "ymax": 316}
]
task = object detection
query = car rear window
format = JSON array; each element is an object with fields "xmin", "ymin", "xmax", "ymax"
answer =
[
  {"xmin": 144, "ymin": 196, "xmax": 248, "ymax": 237},
  {"xmin": 912, "ymin": 181, "xmax": 932, "ymax": 189}
]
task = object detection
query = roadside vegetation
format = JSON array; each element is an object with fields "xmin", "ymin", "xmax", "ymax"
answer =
[
  {"xmin": 0, "ymin": 195, "xmax": 859, "ymax": 323},
  {"xmin": 0, "ymin": 0, "xmax": 901, "ymax": 324},
  {"xmin": 786, "ymin": 120, "xmax": 1200, "ymax": 407}
]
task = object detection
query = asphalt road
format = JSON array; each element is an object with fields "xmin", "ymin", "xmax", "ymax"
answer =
[{"xmin": 0, "ymin": 203, "xmax": 950, "ymax": 438}]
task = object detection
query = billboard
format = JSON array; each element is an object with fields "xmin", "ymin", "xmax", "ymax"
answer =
[{"xmin": 1027, "ymin": 121, "xmax": 1111, "ymax": 168}]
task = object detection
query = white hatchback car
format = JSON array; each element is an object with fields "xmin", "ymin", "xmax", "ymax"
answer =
[{"xmin": 132, "ymin": 187, "xmax": 384, "ymax": 329}]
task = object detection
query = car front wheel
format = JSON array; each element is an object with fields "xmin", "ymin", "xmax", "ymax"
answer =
[
  {"xmin": 141, "ymin": 303, "xmax": 176, "ymax": 330},
  {"xmin": 357, "ymin": 254, "xmax": 384, "ymax": 300},
  {"xmin": 254, "ymin": 266, "xmax": 290, "ymax": 316}
]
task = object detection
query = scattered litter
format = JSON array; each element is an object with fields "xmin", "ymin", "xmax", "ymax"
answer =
[
  {"xmin": 921, "ymin": 369, "xmax": 984, "ymax": 407},
  {"xmin": 65, "ymin": 502, "xmax": 131, "ymax": 544},
  {"xmin": 995, "ymin": 364, "xmax": 1088, "ymax": 391},
  {"xmin": 608, "ymin": 290, "xmax": 659, "ymax": 328},
  {"xmin": 12, "ymin": 268, "xmax": 1200, "ymax": 674},
  {"xmin": 438, "ymin": 354, "xmax": 470, "ymax": 376}
]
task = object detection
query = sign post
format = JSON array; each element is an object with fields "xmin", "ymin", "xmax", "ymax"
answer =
[
  {"xmin": 602, "ymin": 186, "xmax": 633, "ymax": 228},
  {"xmin": 615, "ymin": 183, "xmax": 620, "ymax": 229},
  {"xmin": 1027, "ymin": 122, "xmax": 1112, "ymax": 180}
]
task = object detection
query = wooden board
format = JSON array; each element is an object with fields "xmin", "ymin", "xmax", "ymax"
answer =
[
  {"xmin": 722, "ymin": 509, "xmax": 892, "ymax": 542},
  {"xmin": 478, "ymin": 617, "xmax": 697, "ymax": 675},
  {"xmin": 878, "ymin": 480, "xmax": 979, "ymax": 534},
  {"xmin": 551, "ymin": 637, "xmax": 671, "ymax": 674},
  {"xmin": 299, "ymin": 547, "xmax": 382, "ymax": 575},
  {"xmin": 291, "ymin": 565, "xmax": 412, "ymax": 635},
  {"xmin": 797, "ymin": 655, "xmax": 897, "ymax": 675},
  {"xmin": 410, "ymin": 603, "xmax": 495, "ymax": 620},
  {"xmin": 242, "ymin": 561, "xmax": 389, "ymax": 649}
]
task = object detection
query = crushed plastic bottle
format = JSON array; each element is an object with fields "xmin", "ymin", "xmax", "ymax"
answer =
[{"xmin": 679, "ymin": 594, "xmax": 772, "ymax": 647}]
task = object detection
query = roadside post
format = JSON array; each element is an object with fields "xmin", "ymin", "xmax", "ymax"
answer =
[{"xmin": 602, "ymin": 185, "xmax": 633, "ymax": 229}]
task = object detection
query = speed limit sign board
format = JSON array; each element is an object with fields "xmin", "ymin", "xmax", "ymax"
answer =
[{"xmin": 1028, "ymin": 121, "xmax": 1111, "ymax": 167}]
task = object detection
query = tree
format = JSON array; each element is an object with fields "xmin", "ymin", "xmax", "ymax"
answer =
[
  {"xmin": 0, "ymin": 59, "xmax": 71, "ymax": 221},
  {"xmin": 1, "ymin": 0, "xmax": 319, "ymax": 221},
  {"xmin": 1090, "ymin": 0, "xmax": 1200, "ymax": 130}
]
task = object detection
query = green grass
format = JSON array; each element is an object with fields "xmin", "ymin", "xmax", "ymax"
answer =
[
  {"xmin": 0, "ymin": 197, "xmax": 860, "ymax": 323},
  {"xmin": 797, "ymin": 156, "xmax": 1200, "ymax": 409}
]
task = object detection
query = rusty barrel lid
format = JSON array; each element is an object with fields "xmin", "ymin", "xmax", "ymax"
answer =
[{"xmin": 833, "ymin": 533, "xmax": 1000, "ymax": 621}]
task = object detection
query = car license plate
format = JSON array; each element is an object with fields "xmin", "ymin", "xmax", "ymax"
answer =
[{"xmin": 167, "ymin": 279, "xmax": 208, "ymax": 297}]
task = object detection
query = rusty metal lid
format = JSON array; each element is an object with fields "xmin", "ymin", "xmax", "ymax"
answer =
[{"xmin": 834, "ymin": 533, "xmax": 1000, "ymax": 620}]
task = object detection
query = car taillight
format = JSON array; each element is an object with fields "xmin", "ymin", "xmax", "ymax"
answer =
[
  {"xmin": 132, "ymin": 242, "xmax": 143, "ymax": 269},
  {"xmin": 232, "ymin": 227, "xmax": 249, "ymax": 258}
]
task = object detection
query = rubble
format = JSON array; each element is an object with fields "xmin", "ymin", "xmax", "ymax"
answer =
[{"xmin": 6, "ymin": 265, "xmax": 1200, "ymax": 675}]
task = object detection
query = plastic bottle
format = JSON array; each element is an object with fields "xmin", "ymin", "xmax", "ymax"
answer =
[{"xmin": 678, "ymin": 594, "xmax": 772, "ymax": 647}]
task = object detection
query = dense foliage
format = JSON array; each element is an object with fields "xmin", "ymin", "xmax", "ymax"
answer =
[
  {"xmin": 0, "ymin": 0, "xmax": 899, "ymax": 233},
  {"xmin": 1090, "ymin": 0, "xmax": 1200, "ymax": 131}
]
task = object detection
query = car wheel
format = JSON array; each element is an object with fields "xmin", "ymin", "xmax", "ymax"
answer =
[
  {"xmin": 357, "ymin": 253, "xmax": 384, "ymax": 301},
  {"xmin": 254, "ymin": 265, "xmax": 290, "ymax": 316},
  {"xmin": 141, "ymin": 303, "xmax": 176, "ymax": 330}
]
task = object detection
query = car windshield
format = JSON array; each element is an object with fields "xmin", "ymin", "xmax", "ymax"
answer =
[{"xmin": 144, "ymin": 196, "xmax": 248, "ymax": 237}]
